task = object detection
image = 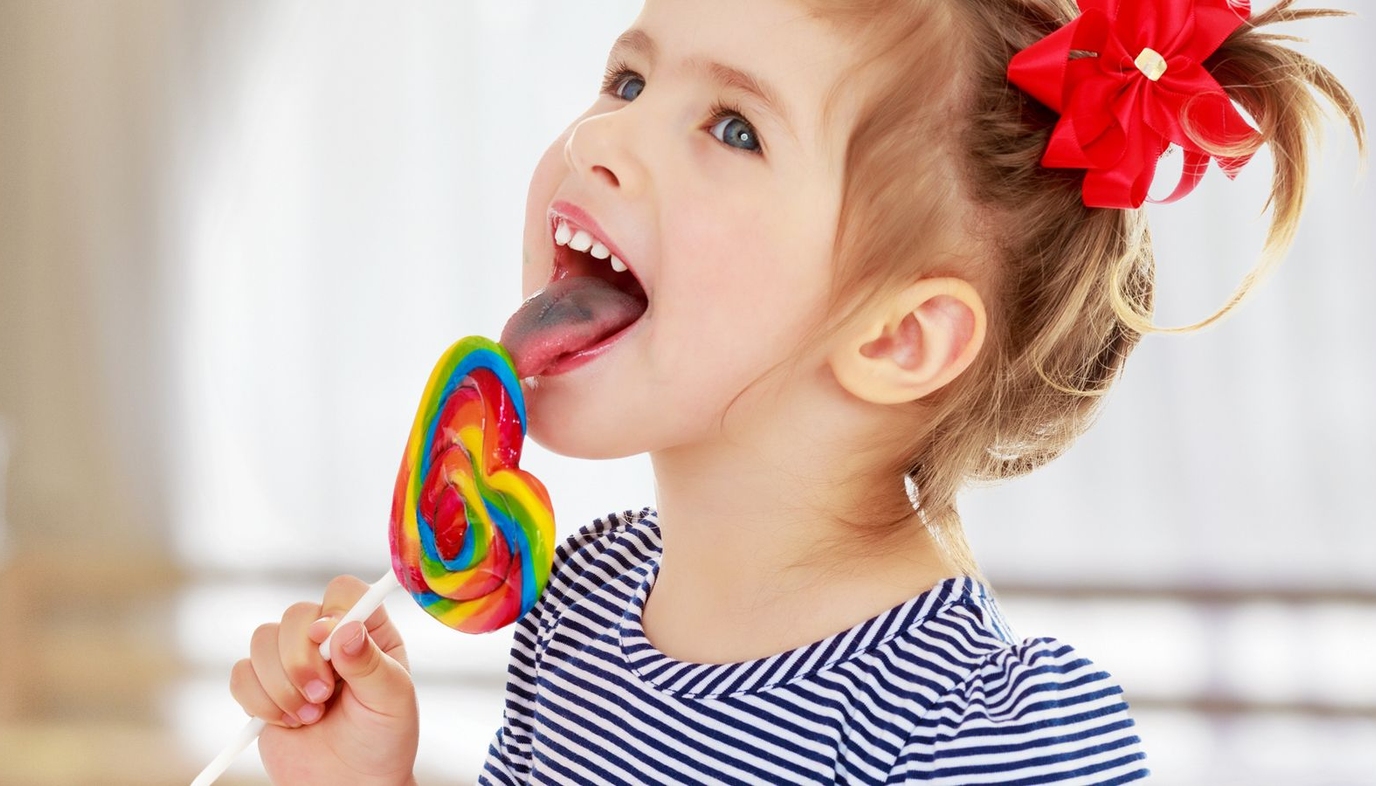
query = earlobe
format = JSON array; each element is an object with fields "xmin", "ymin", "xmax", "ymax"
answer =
[{"xmin": 829, "ymin": 278, "xmax": 987, "ymax": 405}]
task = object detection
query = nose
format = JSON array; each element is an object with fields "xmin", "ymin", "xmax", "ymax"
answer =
[{"xmin": 563, "ymin": 110, "xmax": 645, "ymax": 194}]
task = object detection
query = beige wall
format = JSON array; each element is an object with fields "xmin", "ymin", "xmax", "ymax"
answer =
[{"xmin": 1, "ymin": 1, "xmax": 182, "ymax": 555}]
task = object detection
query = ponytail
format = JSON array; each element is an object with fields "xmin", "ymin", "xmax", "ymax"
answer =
[{"xmin": 1149, "ymin": 0, "xmax": 1369, "ymax": 332}]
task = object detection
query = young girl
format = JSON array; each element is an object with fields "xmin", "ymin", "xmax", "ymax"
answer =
[{"xmin": 228, "ymin": 0, "xmax": 1363, "ymax": 782}]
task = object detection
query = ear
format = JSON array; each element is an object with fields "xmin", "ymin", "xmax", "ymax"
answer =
[{"xmin": 828, "ymin": 278, "xmax": 987, "ymax": 405}]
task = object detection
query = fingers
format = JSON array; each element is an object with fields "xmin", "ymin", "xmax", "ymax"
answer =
[
  {"xmin": 229, "ymin": 623, "xmax": 309, "ymax": 728},
  {"xmin": 329, "ymin": 620, "xmax": 417, "ymax": 721},
  {"xmin": 247, "ymin": 616, "xmax": 326, "ymax": 727},
  {"xmin": 225, "ymin": 575, "xmax": 404, "ymax": 726},
  {"xmin": 317, "ymin": 575, "xmax": 409, "ymax": 670},
  {"xmin": 320, "ymin": 574, "xmax": 375, "ymax": 620},
  {"xmin": 278, "ymin": 601, "xmax": 336, "ymax": 722},
  {"xmin": 230, "ymin": 655, "xmax": 299, "ymax": 728},
  {"xmin": 225, "ymin": 580, "xmax": 360, "ymax": 726}
]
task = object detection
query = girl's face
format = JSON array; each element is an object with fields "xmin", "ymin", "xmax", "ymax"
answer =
[{"xmin": 514, "ymin": 0, "xmax": 862, "ymax": 459}]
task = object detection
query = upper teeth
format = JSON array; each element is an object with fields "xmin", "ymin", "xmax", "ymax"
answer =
[
  {"xmin": 568, "ymin": 229, "xmax": 593, "ymax": 252},
  {"xmin": 554, "ymin": 220, "xmax": 627, "ymax": 273}
]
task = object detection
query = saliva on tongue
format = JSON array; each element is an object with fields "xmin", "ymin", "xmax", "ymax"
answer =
[{"xmin": 500, "ymin": 276, "xmax": 644, "ymax": 378}]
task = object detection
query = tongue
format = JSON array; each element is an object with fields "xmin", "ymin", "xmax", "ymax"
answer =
[{"xmin": 501, "ymin": 276, "xmax": 645, "ymax": 378}]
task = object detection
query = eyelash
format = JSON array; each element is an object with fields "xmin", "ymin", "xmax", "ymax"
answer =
[
  {"xmin": 599, "ymin": 61, "xmax": 765, "ymax": 157},
  {"xmin": 598, "ymin": 60, "xmax": 636, "ymax": 100}
]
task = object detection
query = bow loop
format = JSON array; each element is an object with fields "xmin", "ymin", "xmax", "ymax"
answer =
[{"xmin": 1008, "ymin": 0, "xmax": 1260, "ymax": 208}]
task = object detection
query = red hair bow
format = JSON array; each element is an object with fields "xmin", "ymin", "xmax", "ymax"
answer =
[{"xmin": 1008, "ymin": 0, "xmax": 1261, "ymax": 209}]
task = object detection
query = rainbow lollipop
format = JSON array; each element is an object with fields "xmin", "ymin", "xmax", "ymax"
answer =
[
  {"xmin": 390, "ymin": 335, "xmax": 554, "ymax": 633},
  {"xmin": 192, "ymin": 336, "xmax": 554, "ymax": 786}
]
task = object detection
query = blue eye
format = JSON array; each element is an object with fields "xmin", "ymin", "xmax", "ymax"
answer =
[
  {"xmin": 614, "ymin": 74, "xmax": 644, "ymax": 102},
  {"xmin": 600, "ymin": 61, "xmax": 645, "ymax": 102},
  {"xmin": 709, "ymin": 115, "xmax": 762, "ymax": 154}
]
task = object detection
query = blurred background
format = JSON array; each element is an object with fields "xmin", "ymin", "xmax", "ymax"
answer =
[{"xmin": 0, "ymin": 1, "xmax": 1371, "ymax": 784}]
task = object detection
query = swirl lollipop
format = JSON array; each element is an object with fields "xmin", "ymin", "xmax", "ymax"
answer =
[
  {"xmin": 390, "ymin": 335, "xmax": 554, "ymax": 633},
  {"xmin": 192, "ymin": 336, "xmax": 554, "ymax": 786}
]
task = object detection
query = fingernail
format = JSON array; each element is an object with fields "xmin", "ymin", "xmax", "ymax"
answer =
[
  {"xmin": 283, "ymin": 713, "xmax": 302, "ymax": 729},
  {"xmin": 304, "ymin": 679, "xmax": 330, "ymax": 703},
  {"xmin": 297, "ymin": 703, "xmax": 322, "ymax": 724},
  {"xmin": 308, "ymin": 616, "xmax": 333, "ymax": 640},
  {"xmin": 342, "ymin": 622, "xmax": 366, "ymax": 656}
]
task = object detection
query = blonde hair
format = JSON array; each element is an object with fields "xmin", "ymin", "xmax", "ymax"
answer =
[{"xmin": 804, "ymin": 0, "xmax": 1366, "ymax": 573}]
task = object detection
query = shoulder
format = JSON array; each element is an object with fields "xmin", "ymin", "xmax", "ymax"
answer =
[
  {"xmin": 532, "ymin": 507, "xmax": 660, "ymax": 620},
  {"xmin": 948, "ymin": 635, "xmax": 1132, "ymax": 719},
  {"xmin": 894, "ymin": 623, "xmax": 1149, "ymax": 783}
]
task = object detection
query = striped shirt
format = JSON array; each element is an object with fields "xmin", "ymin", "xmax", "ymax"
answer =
[{"xmin": 480, "ymin": 509, "xmax": 1148, "ymax": 784}]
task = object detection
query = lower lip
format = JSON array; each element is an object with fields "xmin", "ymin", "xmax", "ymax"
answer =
[{"xmin": 539, "ymin": 317, "xmax": 643, "ymax": 377}]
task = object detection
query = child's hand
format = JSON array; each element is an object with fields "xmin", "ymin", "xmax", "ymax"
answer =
[{"xmin": 229, "ymin": 575, "xmax": 419, "ymax": 786}]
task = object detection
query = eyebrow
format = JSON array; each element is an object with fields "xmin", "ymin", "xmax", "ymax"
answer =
[{"xmin": 610, "ymin": 29, "xmax": 794, "ymax": 132}]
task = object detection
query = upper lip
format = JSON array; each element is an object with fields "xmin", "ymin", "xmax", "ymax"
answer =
[{"xmin": 548, "ymin": 200, "xmax": 634, "ymax": 275}]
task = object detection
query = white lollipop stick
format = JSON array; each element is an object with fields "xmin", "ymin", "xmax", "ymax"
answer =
[
  {"xmin": 189, "ymin": 570, "xmax": 400, "ymax": 786},
  {"xmin": 189, "ymin": 717, "xmax": 265, "ymax": 786}
]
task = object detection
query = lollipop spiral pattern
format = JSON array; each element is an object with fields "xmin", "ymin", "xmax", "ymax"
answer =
[{"xmin": 389, "ymin": 336, "xmax": 555, "ymax": 633}]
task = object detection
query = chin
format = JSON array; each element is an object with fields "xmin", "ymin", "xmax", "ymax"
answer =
[{"xmin": 526, "ymin": 394, "xmax": 646, "ymax": 461}]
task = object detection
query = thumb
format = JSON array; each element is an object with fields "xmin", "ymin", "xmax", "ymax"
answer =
[{"xmin": 329, "ymin": 620, "xmax": 414, "ymax": 718}]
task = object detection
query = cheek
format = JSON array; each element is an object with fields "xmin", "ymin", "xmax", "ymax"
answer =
[
  {"xmin": 671, "ymin": 205, "xmax": 831, "ymax": 318},
  {"xmin": 655, "ymin": 233, "xmax": 831, "ymax": 394}
]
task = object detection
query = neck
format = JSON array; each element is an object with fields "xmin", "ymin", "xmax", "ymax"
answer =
[{"xmin": 641, "ymin": 370, "xmax": 961, "ymax": 662}]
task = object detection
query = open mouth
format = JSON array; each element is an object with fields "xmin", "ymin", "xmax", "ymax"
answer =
[
  {"xmin": 499, "ymin": 214, "xmax": 649, "ymax": 379},
  {"xmin": 549, "ymin": 219, "xmax": 648, "ymax": 309}
]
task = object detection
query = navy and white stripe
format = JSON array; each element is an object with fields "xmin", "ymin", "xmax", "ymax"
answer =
[{"xmin": 480, "ymin": 509, "xmax": 1148, "ymax": 784}]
